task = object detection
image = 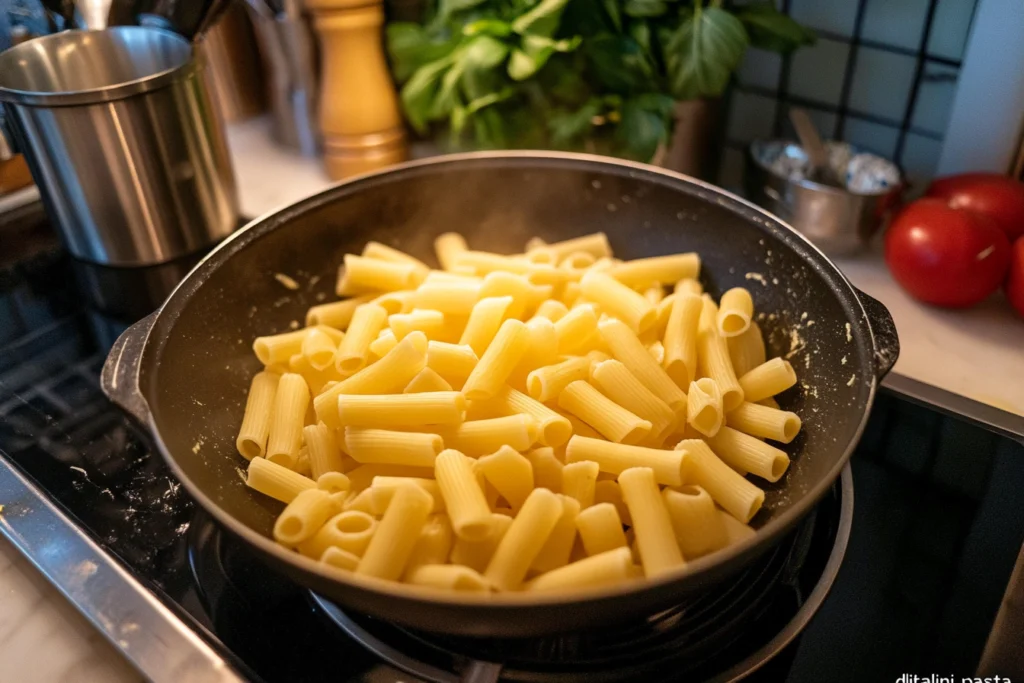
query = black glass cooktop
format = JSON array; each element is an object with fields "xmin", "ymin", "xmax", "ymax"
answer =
[{"xmin": 1, "ymin": 243, "xmax": 1023, "ymax": 682}]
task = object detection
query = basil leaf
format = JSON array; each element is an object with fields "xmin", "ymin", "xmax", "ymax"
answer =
[
  {"xmin": 400, "ymin": 57, "xmax": 455, "ymax": 133},
  {"xmin": 616, "ymin": 94, "xmax": 671, "ymax": 161},
  {"xmin": 738, "ymin": 2, "xmax": 815, "ymax": 54},
  {"xmin": 512, "ymin": 0, "xmax": 572, "ymax": 38},
  {"xmin": 584, "ymin": 33, "xmax": 657, "ymax": 94},
  {"xmin": 466, "ymin": 87, "xmax": 517, "ymax": 113},
  {"xmin": 548, "ymin": 97, "xmax": 604, "ymax": 145},
  {"xmin": 623, "ymin": 0, "xmax": 668, "ymax": 19},
  {"xmin": 463, "ymin": 34, "xmax": 510, "ymax": 70},
  {"xmin": 430, "ymin": 61, "xmax": 466, "ymax": 118},
  {"xmin": 439, "ymin": 0, "xmax": 489, "ymax": 18},
  {"xmin": 507, "ymin": 34, "xmax": 580, "ymax": 81},
  {"xmin": 386, "ymin": 23, "xmax": 457, "ymax": 82},
  {"xmin": 664, "ymin": 6, "xmax": 748, "ymax": 100},
  {"xmin": 463, "ymin": 18, "xmax": 513, "ymax": 37}
]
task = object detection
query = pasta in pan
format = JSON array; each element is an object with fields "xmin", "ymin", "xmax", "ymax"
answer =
[{"xmin": 234, "ymin": 231, "xmax": 805, "ymax": 596}]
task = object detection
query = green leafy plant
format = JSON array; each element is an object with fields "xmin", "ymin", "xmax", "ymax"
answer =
[{"xmin": 387, "ymin": 0, "xmax": 812, "ymax": 160}]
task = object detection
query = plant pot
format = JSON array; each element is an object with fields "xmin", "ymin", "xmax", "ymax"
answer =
[{"xmin": 659, "ymin": 98, "xmax": 722, "ymax": 180}]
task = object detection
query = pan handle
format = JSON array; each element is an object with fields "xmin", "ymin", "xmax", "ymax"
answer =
[
  {"xmin": 854, "ymin": 288, "xmax": 900, "ymax": 380},
  {"xmin": 101, "ymin": 311, "xmax": 158, "ymax": 427}
]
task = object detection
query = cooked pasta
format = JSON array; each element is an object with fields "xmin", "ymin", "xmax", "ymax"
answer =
[
  {"xmin": 266, "ymin": 373, "xmax": 310, "ymax": 468},
  {"xmin": 675, "ymin": 439, "xmax": 765, "ymax": 522},
  {"xmin": 247, "ymin": 456, "xmax": 316, "ymax": 503},
  {"xmin": 661, "ymin": 486, "xmax": 728, "ymax": 558},
  {"xmin": 590, "ymin": 359, "xmax": 676, "ymax": 444},
  {"xmin": 575, "ymin": 502, "xmax": 628, "ymax": 556},
  {"xmin": 306, "ymin": 295, "xmax": 374, "ymax": 328},
  {"xmin": 530, "ymin": 495, "xmax": 581, "ymax": 574},
  {"xmin": 236, "ymin": 372, "xmax": 280, "ymax": 460},
  {"xmin": 337, "ymin": 391, "xmax": 466, "ymax": 428},
  {"xmin": 566, "ymin": 435, "xmax": 687, "ymax": 486},
  {"xmin": 404, "ymin": 367, "xmax": 454, "ymax": 393},
  {"xmin": 344, "ymin": 428, "xmax": 443, "ymax": 467},
  {"xmin": 663, "ymin": 293, "xmax": 703, "ymax": 387},
  {"xmin": 727, "ymin": 320, "xmax": 766, "ymax": 378},
  {"xmin": 485, "ymin": 487, "xmax": 563, "ymax": 590},
  {"xmin": 725, "ymin": 402, "xmax": 802, "ymax": 443},
  {"xmin": 599, "ymin": 319, "xmax": 687, "ymax": 413},
  {"xmin": 580, "ymin": 271, "xmax": 656, "ymax": 334},
  {"xmin": 706, "ymin": 426, "xmax": 791, "ymax": 482},
  {"xmin": 435, "ymin": 449, "xmax": 495, "ymax": 541},
  {"xmin": 462, "ymin": 318, "xmax": 530, "ymax": 400},
  {"xmin": 561, "ymin": 460, "xmax": 599, "ymax": 508},
  {"xmin": 607, "ymin": 253, "xmax": 700, "ymax": 288},
  {"xmin": 619, "ymin": 467, "xmax": 684, "ymax": 577},
  {"xmin": 435, "ymin": 232, "xmax": 469, "ymax": 271},
  {"xmin": 738, "ymin": 358, "xmax": 798, "ymax": 403},
  {"xmin": 357, "ymin": 483, "xmax": 433, "ymax": 580},
  {"xmin": 232, "ymin": 232, "xmax": 811, "ymax": 596},
  {"xmin": 686, "ymin": 377, "xmax": 724, "ymax": 437},
  {"xmin": 451, "ymin": 513, "xmax": 513, "ymax": 572},
  {"xmin": 716, "ymin": 287, "xmax": 753, "ymax": 337},
  {"xmin": 303, "ymin": 422, "xmax": 346, "ymax": 479}
]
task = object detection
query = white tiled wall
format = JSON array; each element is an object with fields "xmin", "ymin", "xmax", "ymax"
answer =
[{"xmin": 721, "ymin": 0, "xmax": 982, "ymax": 189}]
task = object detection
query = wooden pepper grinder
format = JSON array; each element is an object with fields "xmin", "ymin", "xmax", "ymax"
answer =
[{"xmin": 305, "ymin": 0, "xmax": 408, "ymax": 179}]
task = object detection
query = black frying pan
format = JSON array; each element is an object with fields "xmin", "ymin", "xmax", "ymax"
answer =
[{"xmin": 101, "ymin": 152, "xmax": 898, "ymax": 637}]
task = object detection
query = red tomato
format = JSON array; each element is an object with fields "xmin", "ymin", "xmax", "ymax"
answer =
[
  {"xmin": 927, "ymin": 173, "xmax": 1024, "ymax": 241},
  {"xmin": 1007, "ymin": 236, "xmax": 1024, "ymax": 318},
  {"xmin": 885, "ymin": 199, "xmax": 1011, "ymax": 307}
]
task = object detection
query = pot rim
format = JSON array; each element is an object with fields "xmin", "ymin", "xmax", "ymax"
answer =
[{"xmin": 0, "ymin": 27, "xmax": 197, "ymax": 107}]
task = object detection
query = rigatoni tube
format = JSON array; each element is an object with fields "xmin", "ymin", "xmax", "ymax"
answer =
[
  {"xmin": 687, "ymin": 377, "xmax": 724, "ymax": 437},
  {"xmin": 434, "ymin": 449, "xmax": 495, "ymax": 541},
  {"xmin": 462, "ymin": 318, "xmax": 530, "ymax": 400},
  {"xmin": 246, "ymin": 456, "xmax": 316, "ymax": 503},
  {"xmin": 303, "ymin": 422, "xmax": 346, "ymax": 479},
  {"xmin": 273, "ymin": 489, "xmax": 338, "ymax": 546},
  {"xmin": 716, "ymin": 287, "xmax": 753, "ymax": 337},
  {"xmin": 344, "ymin": 428, "xmax": 443, "ymax": 467},
  {"xmin": 599, "ymin": 318, "xmax": 687, "ymax": 413},
  {"xmin": 676, "ymin": 439, "xmax": 765, "ymax": 522},
  {"xmin": 566, "ymin": 435, "xmax": 687, "ymax": 486},
  {"xmin": 443, "ymin": 414, "xmax": 539, "ymax": 456},
  {"xmin": 738, "ymin": 358, "xmax": 798, "ymax": 403},
  {"xmin": 337, "ymin": 391, "xmax": 466, "ymax": 428},
  {"xmin": 236, "ymin": 371, "xmax": 280, "ymax": 460},
  {"xmin": 726, "ymin": 402, "xmax": 802, "ymax": 443},
  {"xmin": 527, "ymin": 546, "xmax": 635, "ymax": 592},
  {"xmin": 484, "ymin": 488, "xmax": 563, "ymax": 590},
  {"xmin": 475, "ymin": 446, "xmax": 534, "ymax": 511},
  {"xmin": 618, "ymin": 467, "xmax": 685, "ymax": 577},
  {"xmin": 266, "ymin": 373, "xmax": 310, "ymax": 468},
  {"xmin": 580, "ymin": 271, "xmax": 656, "ymax": 334},
  {"xmin": 706, "ymin": 426, "xmax": 791, "ymax": 482},
  {"xmin": 663, "ymin": 293, "xmax": 703, "ymax": 387},
  {"xmin": 590, "ymin": 359, "xmax": 676, "ymax": 443},
  {"xmin": 356, "ymin": 484, "xmax": 433, "ymax": 580},
  {"xmin": 661, "ymin": 486, "xmax": 728, "ymax": 558},
  {"xmin": 313, "ymin": 332, "xmax": 428, "ymax": 428},
  {"xmin": 558, "ymin": 380, "xmax": 652, "ymax": 444},
  {"xmin": 575, "ymin": 502, "xmax": 628, "ymax": 556}
]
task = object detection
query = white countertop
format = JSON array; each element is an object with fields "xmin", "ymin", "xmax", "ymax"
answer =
[{"xmin": 3, "ymin": 115, "xmax": 1022, "ymax": 680}]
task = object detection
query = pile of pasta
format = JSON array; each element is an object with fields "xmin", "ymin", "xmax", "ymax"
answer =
[{"xmin": 235, "ymin": 232, "xmax": 801, "ymax": 596}]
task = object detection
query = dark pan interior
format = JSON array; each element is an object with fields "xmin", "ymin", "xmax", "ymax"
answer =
[{"xmin": 139, "ymin": 155, "xmax": 877, "ymax": 629}]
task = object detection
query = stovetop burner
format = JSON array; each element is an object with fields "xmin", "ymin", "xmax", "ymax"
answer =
[
  {"xmin": 310, "ymin": 468, "xmax": 848, "ymax": 683},
  {"xmin": 2, "ymin": 243, "xmax": 1024, "ymax": 683}
]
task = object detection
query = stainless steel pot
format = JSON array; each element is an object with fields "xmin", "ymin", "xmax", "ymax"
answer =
[
  {"xmin": 745, "ymin": 140, "xmax": 904, "ymax": 256},
  {"xmin": 0, "ymin": 27, "xmax": 238, "ymax": 266}
]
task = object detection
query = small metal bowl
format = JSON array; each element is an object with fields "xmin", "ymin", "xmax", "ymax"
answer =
[{"xmin": 745, "ymin": 140, "xmax": 904, "ymax": 256}]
